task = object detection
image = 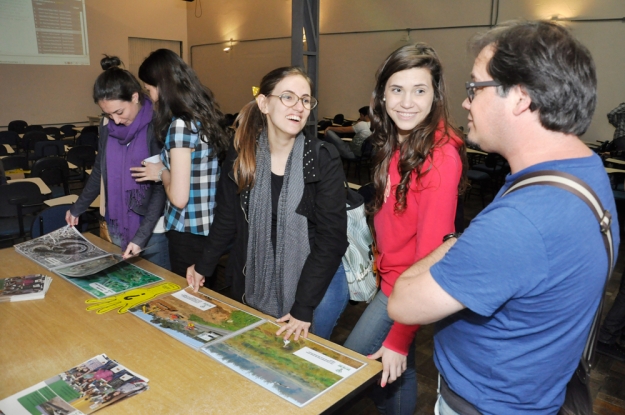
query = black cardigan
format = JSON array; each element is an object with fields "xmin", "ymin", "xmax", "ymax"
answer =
[{"xmin": 195, "ymin": 135, "xmax": 348, "ymax": 322}]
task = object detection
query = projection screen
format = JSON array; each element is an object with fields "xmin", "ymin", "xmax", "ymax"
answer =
[{"xmin": 0, "ymin": 0, "xmax": 89, "ymax": 65}]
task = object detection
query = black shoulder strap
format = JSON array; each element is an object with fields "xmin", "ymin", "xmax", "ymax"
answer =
[{"xmin": 503, "ymin": 169, "xmax": 614, "ymax": 367}]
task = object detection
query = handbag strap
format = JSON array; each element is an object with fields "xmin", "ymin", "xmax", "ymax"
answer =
[{"xmin": 502, "ymin": 169, "xmax": 614, "ymax": 366}]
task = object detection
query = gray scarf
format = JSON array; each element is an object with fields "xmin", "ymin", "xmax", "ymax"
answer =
[{"xmin": 245, "ymin": 131, "xmax": 310, "ymax": 318}]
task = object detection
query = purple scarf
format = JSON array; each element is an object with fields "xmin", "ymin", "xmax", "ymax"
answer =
[{"xmin": 106, "ymin": 99, "xmax": 152, "ymax": 250}]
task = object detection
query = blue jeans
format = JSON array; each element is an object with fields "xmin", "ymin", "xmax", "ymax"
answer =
[
  {"xmin": 142, "ymin": 232, "xmax": 171, "ymax": 271},
  {"xmin": 110, "ymin": 231, "xmax": 171, "ymax": 271},
  {"xmin": 311, "ymin": 262, "xmax": 350, "ymax": 339},
  {"xmin": 343, "ymin": 289, "xmax": 417, "ymax": 415}
]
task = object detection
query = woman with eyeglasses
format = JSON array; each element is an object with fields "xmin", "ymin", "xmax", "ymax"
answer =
[
  {"xmin": 66, "ymin": 56, "xmax": 170, "ymax": 270},
  {"xmin": 343, "ymin": 44, "xmax": 467, "ymax": 415},
  {"xmin": 129, "ymin": 49, "xmax": 230, "ymax": 278},
  {"xmin": 187, "ymin": 67, "xmax": 349, "ymax": 341}
]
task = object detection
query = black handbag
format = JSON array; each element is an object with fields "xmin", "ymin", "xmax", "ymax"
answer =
[{"xmin": 504, "ymin": 170, "xmax": 614, "ymax": 415}]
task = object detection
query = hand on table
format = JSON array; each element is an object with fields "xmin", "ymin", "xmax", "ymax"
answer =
[
  {"xmin": 368, "ymin": 345, "xmax": 407, "ymax": 387},
  {"xmin": 275, "ymin": 314, "xmax": 311, "ymax": 341},
  {"xmin": 186, "ymin": 264, "xmax": 205, "ymax": 292},
  {"xmin": 85, "ymin": 282, "xmax": 181, "ymax": 314},
  {"xmin": 130, "ymin": 160, "xmax": 164, "ymax": 183}
]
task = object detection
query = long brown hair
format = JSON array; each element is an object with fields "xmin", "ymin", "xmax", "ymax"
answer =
[
  {"xmin": 369, "ymin": 43, "xmax": 468, "ymax": 214},
  {"xmin": 138, "ymin": 49, "xmax": 229, "ymax": 160},
  {"xmin": 233, "ymin": 67, "xmax": 313, "ymax": 192}
]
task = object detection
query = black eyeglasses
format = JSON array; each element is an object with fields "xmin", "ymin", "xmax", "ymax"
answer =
[
  {"xmin": 266, "ymin": 92, "xmax": 318, "ymax": 110},
  {"xmin": 465, "ymin": 80, "xmax": 501, "ymax": 102}
]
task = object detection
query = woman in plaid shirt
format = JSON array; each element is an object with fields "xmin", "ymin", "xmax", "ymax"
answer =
[{"xmin": 131, "ymin": 49, "xmax": 230, "ymax": 277}]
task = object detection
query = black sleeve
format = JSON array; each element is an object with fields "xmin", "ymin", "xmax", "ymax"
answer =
[
  {"xmin": 289, "ymin": 144, "xmax": 348, "ymax": 322},
  {"xmin": 195, "ymin": 144, "xmax": 239, "ymax": 277},
  {"xmin": 70, "ymin": 123, "xmax": 106, "ymax": 217}
]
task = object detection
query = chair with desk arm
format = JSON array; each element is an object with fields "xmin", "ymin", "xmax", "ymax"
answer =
[
  {"xmin": 60, "ymin": 124, "xmax": 78, "ymax": 144},
  {"xmin": 66, "ymin": 145, "xmax": 96, "ymax": 186},
  {"xmin": 29, "ymin": 140, "xmax": 66, "ymax": 164},
  {"xmin": 21, "ymin": 131, "xmax": 48, "ymax": 156},
  {"xmin": 1, "ymin": 155, "xmax": 29, "ymax": 172},
  {"xmin": 42, "ymin": 126, "xmax": 62, "ymax": 140},
  {"xmin": 8, "ymin": 120, "xmax": 28, "ymax": 135},
  {"xmin": 0, "ymin": 131, "xmax": 19, "ymax": 148},
  {"xmin": 29, "ymin": 156, "xmax": 70, "ymax": 198},
  {"xmin": 24, "ymin": 125, "xmax": 44, "ymax": 133},
  {"xmin": 76, "ymin": 132, "xmax": 98, "ymax": 150},
  {"xmin": 0, "ymin": 181, "xmax": 45, "ymax": 242},
  {"xmin": 30, "ymin": 203, "xmax": 77, "ymax": 238}
]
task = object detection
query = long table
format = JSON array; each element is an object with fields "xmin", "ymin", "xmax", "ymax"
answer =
[{"xmin": 0, "ymin": 234, "xmax": 380, "ymax": 414}]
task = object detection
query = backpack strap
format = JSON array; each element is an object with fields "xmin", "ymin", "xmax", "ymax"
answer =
[{"xmin": 502, "ymin": 169, "xmax": 614, "ymax": 367}]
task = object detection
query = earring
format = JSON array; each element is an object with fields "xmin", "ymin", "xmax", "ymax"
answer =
[{"xmin": 382, "ymin": 97, "xmax": 386, "ymax": 101}]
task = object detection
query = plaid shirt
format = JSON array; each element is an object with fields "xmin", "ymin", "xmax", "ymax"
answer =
[
  {"xmin": 608, "ymin": 103, "xmax": 625, "ymax": 140},
  {"xmin": 161, "ymin": 118, "xmax": 219, "ymax": 235}
]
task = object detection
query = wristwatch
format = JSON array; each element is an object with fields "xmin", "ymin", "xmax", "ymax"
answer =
[
  {"xmin": 157, "ymin": 166, "xmax": 168, "ymax": 182},
  {"xmin": 442, "ymin": 233, "xmax": 461, "ymax": 243}
]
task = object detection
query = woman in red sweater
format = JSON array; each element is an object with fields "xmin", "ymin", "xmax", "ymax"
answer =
[{"xmin": 344, "ymin": 44, "xmax": 467, "ymax": 415}]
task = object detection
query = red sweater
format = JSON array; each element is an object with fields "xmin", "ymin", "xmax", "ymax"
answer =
[{"xmin": 375, "ymin": 128, "xmax": 463, "ymax": 355}]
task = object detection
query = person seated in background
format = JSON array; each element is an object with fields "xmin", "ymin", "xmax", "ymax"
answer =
[{"xmin": 323, "ymin": 106, "xmax": 371, "ymax": 159}]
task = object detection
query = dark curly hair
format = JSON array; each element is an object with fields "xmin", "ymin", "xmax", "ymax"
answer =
[
  {"xmin": 369, "ymin": 43, "xmax": 467, "ymax": 214},
  {"xmin": 138, "ymin": 49, "xmax": 229, "ymax": 160}
]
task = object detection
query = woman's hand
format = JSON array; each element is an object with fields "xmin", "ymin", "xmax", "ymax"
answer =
[
  {"xmin": 122, "ymin": 242, "xmax": 142, "ymax": 259},
  {"xmin": 186, "ymin": 264, "xmax": 205, "ymax": 292},
  {"xmin": 275, "ymin": 314, "xmax": 311, "ymax": 341},
  {"xmin": 130, "ymin": 161, "xmax": 164, "ymax": 182},
  {"xmin": 368, "ymin": 346, "xmax": 407, "ymax": 387},
  {"xmin": 65, "ymin": 210, "xmax": 79, "ymax": 226}
]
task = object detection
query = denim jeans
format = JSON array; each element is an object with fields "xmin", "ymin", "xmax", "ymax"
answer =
[
  {"xmin": 110, "ymin": 231, "xmax": 171, "ymax": 271},
  {"xmin": 343, "ymin": 289, "xmax": 417, "ymax": 415},
  {"xmin": 311, "ymin": 262, "xmax": 350, "ymax": 340}
]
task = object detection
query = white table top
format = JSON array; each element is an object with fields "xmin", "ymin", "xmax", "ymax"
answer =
[
  {"xmin": 43, "ymin": 194, "xmax": 79, "ymax": 207},
  {"xmin": 8, "ymin": 177, "xmax": 52, "ymax": 195},
  {"xmin": 3, "ymin": 144, "xmax": 14, "ymax": 154}
]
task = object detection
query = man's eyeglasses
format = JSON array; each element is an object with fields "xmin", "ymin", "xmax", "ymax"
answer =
[
  {"xmin": 266, "ymin": 92, "xmax": 318, "ymax": 110},
  {"xmin": 465, "ymin": 80, "xmax": 501, "ymax": 102}
]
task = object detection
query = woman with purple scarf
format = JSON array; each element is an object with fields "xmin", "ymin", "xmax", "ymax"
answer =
[{"xmin": 66, "ymin": 56, "xmax": 170, "ymax": 270}]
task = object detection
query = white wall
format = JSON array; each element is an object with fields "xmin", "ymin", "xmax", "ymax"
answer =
[
  {"xmin": 0, "ymin": 0, "xmax": 188, "ymax": 127},
  {"xmin": 187, "ymin": 0, "xmax": 625, "ymax": 142}
]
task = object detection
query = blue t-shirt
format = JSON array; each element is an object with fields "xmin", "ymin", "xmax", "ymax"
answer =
[{"xmin": 431, "ymin": 154, "xmax": 619, "ymax": 415}]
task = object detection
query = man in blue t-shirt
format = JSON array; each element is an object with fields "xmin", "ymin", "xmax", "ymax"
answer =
[{"xmin": 387, "ymin": 21, "xmax": 620, "ymax": 415}]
